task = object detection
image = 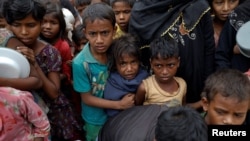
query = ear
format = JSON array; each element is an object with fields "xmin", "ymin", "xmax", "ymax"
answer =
[
  {"xmin": 82, "ymin": 28, "xmax": 88, "ymax": 39},
  {"xmin": 201, "ymin": 97, "xmax": 209, "ymax": 112}
]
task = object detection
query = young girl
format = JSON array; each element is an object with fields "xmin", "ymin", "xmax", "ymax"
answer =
[
  {"xmin": 40, "ymin": 1, "xmax": 73, "ymax": 99},
  {"xmin": 110, "ymin": 0, "xmax": 135, "ymax": 38},
  {"xmin": 2, "ymin": 0, "xmax": 83, "ymax": 140},
  {"xmin": 135, "ymin": 36, "xmax": 186, "ymax": 107},
  {"xmin": 104, "ymin": 34, "xmax": 149, "ymax": 117}
]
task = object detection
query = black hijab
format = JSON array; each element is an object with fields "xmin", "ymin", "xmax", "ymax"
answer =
[{"xmin": 129, "ymin": 0, "xmax": 210, "ymax": 47}]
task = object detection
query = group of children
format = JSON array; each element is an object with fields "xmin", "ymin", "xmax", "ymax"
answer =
[{"xmin": 0, "ymin": 0, "xmax": 250, "ymax": 141}]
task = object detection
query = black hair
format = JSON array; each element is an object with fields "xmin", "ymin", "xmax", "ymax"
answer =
[
  {"xmin": 207, "ymin": 0, "xmax": 246, "ymax": 10},
  {"xmin": 2, "ymin": 0, "xmax": 46, "ymax": 24},
  {"xmin": 0, "ymin": 0, "xmax": 4, "ymax": 18},
  {"xmin": 72, "ymin": 24, "xmax": 87, "ymax": 46},
  {"xmin": 40, "ymin": 1, "xmax": 67, "ymax": 40},
  {"xmin": 155, "ymin": 106, "xmax": 208, "ymax": 141},
  {"xmin": 149, "ymin": 36, "xmax": 179, "ymax": 60},
  {"xmin": 110, "ymin": 0, "xmax": 135, "ymax": 7},
  {"xmin": 108, "ymin": 33, "xmax": 140, "ymax": 72},
  {"xmin": 82, "ymin": 2, "xmax": 116, "ymax": 28},
  {"xmin": 201, "ymin": 68, "xmax": 250, "ymax": 102},
  {"xmin": 75, "ymin": 0, "xmax": 91, "ymax": 7}
]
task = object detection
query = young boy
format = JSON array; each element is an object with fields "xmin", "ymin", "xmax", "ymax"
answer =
[
  {"xmin": 110, "ymin": 0, "xmax": 135, "ymax": 38},
  {"xmin": 201, "ymin": 68, "xmax": 250, "ymax": 125},
  {"xmin": 135, "ymin": 36, "xmax": 186, "ymax": 107},
  {"xmin": 72, "ymin": 3, "xmax": 134, "ymax": 141}
]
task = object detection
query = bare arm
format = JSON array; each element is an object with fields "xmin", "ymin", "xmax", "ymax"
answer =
[
  {"xmin": 17, "ymin": 44, "xmax": 61, "ymax": 100},
  {"xmin": 35, "ymin": 64, "xmax": 61, "ymax": 99},
  {"xmin": 81, "ymin": 92, "xmax": 135, "ymax": 110},
  {"xmin": 135, "ymin": 83, "xmax": 146, "ymax": 105}
]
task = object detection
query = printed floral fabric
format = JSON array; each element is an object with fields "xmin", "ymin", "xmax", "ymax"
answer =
[
  {"xmin": 0, "ymin": 28, "xmax": 13, "ymax": 47},
  {"xmin": 0, "ymin": 87, "xmax": 50, "ymax": 141}
]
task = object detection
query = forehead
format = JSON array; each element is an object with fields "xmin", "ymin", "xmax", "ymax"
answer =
[
  {"xmin": 112, "ymin": 1, "xmax": 131, "ymax": 8},
  {"xmin": 151, "ymin": 56, "xmax": 179, "ymax": 62},
  {"xmin": 85, "ymin": 18, "xmax": 114, "ymax": 30},
  {"xmin": 209, "ymin": 93, "xmax": 249, "ymax": 112},
  {"xmin": 13, "ymin": 14, "xmax": 38, "ymax": 23}
]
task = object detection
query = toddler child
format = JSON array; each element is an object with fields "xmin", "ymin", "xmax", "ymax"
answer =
[{"xmin": 104, "ymin": 34, "xmax": 149, "ymax": 117}]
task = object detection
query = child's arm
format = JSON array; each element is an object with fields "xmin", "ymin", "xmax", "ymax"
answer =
[
  {"xmin": 0, "ymin": 38, "xmax": 43, "ymax": 91},
  {"xmin": 135, "ymin": 83, "xmax": 146, "ymax": 105},
  {"xmin": 81, "ymin": 92, "xmax": 135, "ymax": 110}
]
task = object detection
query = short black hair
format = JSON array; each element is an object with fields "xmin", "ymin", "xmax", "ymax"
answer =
[
  {"xmin": 110, "ymin": 0, "xmax": 135, "ymax": 8},
  {"xmin": 2, "ymin": 0, "xmax": 46, "ymax": 24},
  {"xmin": 201, "ymin": 68, "xmax": 250, "ymax": 102},
  {"xmin": 155, "ymin": 106, "xmax": 208, "ymax": 141},
  {"xmin": 82, "ymin": 2, "xmax": 116, "ymax": 28},
  {"xmin": 150, "ymin": 36, "xmax": 179, "ymax": 60}
]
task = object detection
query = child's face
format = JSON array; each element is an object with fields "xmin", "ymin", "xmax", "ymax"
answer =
[
  {"xmin": 212, "ymin": 0, "xmax": 239, "ymax": 21},
  {"xmin": 10, "ymin": 14, "xmax": 41, "ymax": 47},
  {"xmin": 76, "ymin": 4, "xmax": 88, "ymax": 16},
  {"xmin": 202, "ymin": 93, "xmax": 249, "ymax": 125},
  {"xmin": 150, "ymin": 56, "xmax": 179, "ymax": 83},
  {"xmin": 41, "ymin": 13, "xmax": 60, "ymax": 40},
  {"xmin": 84, "ymin": 19, "xmax": 115, "ymax": 55},
  {"xmin": 116, "ymin": 54, "xmax": 139, "ymax": 80},
  {"xmin": 112, "ymin": 1, "xmax": 132, "ymax": 32}
]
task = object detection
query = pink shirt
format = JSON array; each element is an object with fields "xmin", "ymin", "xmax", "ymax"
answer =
[{"xmin": 0, "ymin": 87, "xmax": 50, "ymax": 141}]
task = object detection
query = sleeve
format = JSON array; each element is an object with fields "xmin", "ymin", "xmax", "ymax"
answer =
[
  {"xmin": 72, "ymin": 58, "xmax": 91, "ymax": 93},
  {"xmin": 59, "ymin": 40, "xmax": 73, "ymax": 82},
  {"xmin": 44, "ymin": 46, "xmax": 62, "ymax": 72},
  {"xmin": 215, "ymin": 20, "xmax": 236, "ymax": 70},
  {"xmin": 18, "ymin": 90, "xmax": 50, "ymax": 138}
]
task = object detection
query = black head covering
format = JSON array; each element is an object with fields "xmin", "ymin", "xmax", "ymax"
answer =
[{"xmin": 129, "ymin": 0, "xmax": 210, "ymax": 47}]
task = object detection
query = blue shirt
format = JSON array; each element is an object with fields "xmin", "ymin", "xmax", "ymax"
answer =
[{"xmin": 72, "ymin": 43, "xmax": 108, "ymax": 125}]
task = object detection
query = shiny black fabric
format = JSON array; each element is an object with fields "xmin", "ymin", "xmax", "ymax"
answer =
[{"xmin": 98, "ymin": 105, "xmax": 169, "ymax": 141}]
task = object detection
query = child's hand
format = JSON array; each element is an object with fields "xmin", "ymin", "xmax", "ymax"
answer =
[
  {"xmin": 16, "ymin": 46, "xmax": 36, "ymax": 65},
  {"xmin": 119, "ymin": 93, "xmax": 135, "ymax": 110}
]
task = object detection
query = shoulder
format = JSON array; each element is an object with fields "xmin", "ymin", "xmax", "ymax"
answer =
[
  {"xmin": 174, "ymin": 77, "xmax": 186, "ymax": 84},
  {"xmin": 0, "ymin": 28, "xmax": 14, "ymax": 47},
  {"xmin": 0, "ymin": 87, "xmax": 33, "ymax": 101}
]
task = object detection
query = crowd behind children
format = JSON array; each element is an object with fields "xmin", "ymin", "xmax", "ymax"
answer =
[{"xmin": 0, "ymin": 0, "xmax": 250, "ymax": 141}]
